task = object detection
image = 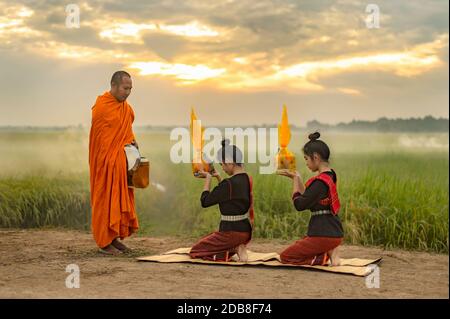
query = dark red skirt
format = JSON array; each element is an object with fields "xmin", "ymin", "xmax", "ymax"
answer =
[
  {"xmin": 189, "ymin": 231, "xmax": 251, "ymax": 262},
  {"xmin": 280, "ymin": 236, "xmax": 343, "ymax": 266}
]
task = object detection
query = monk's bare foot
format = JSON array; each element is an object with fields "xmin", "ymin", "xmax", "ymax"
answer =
[
  {"xmin": 99, "ymin": 244, "xmax": 122, "ymax": 256},
  {"xmin": 111, "ymin": 238, "xmax": 131, "ymax": 253},
  {"xmin": 237, "ymin": 244, "xmax": 248, "ymax": 262},
  {"xmin": 328, "ymin": 247, "xmax": 341, "ymax": 266}
]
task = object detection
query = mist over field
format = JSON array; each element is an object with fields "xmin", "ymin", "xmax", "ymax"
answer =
[{"xmin": 1, "ymin": 129, "xmax": 448, "ymax": 252}]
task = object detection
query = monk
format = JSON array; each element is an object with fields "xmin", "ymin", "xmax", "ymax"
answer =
[{"xmin": 89, "ymin": 71, "xmax": 139, "ymax": 255}]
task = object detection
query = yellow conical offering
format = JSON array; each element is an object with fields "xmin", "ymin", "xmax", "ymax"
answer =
[
  {"xmin": 190, "ymin": 108, "xmax": 202, "ymax": 154},
  {"xmin": 276, "ymin": 105, "xmax": 296, "ymax": 172},
  {"xmin": 190, "ymin": 107, "xmax": 214, "ymax": 177},
  {"xmin": 278, "ymin": 105, "xmax": 291, "ymax": 148}
]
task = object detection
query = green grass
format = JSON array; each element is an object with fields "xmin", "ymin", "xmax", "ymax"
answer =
[
  {"xmin": 0, "ymin": 173, "xmax": 90, "ymax": 229},
  {"xmin": 0, "ymin": 131, "xmax": 448, "ymax": 253}
]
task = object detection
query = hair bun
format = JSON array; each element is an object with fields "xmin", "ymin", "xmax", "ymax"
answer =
[
  {"xmin": 308, "ymin": 132, "xmax": 320, "ymax": 141},
  {"xmin": 221, "ymin": 138, "xmax": 231, "ymax": 147}
]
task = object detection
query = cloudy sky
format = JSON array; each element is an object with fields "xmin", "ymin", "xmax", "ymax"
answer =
[{"xmin": 0, "ymin": 0, "xmax": 448, "ymax": 127}]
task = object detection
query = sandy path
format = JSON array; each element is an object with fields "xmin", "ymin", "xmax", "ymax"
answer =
[{"xmin": 0, "ymin": 229, "xmax": 447, "ymax": 298}]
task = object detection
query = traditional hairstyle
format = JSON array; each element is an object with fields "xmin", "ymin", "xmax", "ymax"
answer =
[
  {"xmin": 302, "ymin": 132, "xmax": 330, "ymax": 162},
  {"xmin": 216, "ymin": 139, "xmax": 243, "ymax": 165}
]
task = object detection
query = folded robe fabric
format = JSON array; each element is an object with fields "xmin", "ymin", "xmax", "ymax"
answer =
[{"xmin": 137, "ymin": 247, "xmax": 382, "ymax": 277}]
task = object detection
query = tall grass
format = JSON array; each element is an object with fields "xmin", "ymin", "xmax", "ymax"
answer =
[
  {"xmin": 0, "ymin": 173, "xmax": 90, "ymax": 229},
  {"xmin": 0, "ymin": 131, "xmax": 448, "ymax": 253}
]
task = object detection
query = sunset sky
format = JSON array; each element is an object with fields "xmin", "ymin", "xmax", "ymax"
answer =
[{"xmin": 0, "ymin": 0, "xmax": 448, "ymax": 127}]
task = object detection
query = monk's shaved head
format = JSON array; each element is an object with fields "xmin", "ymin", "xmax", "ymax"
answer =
[
  {"xmin": 111, "ymin": 70, "xmax": 131, "ymax": 86},
  {"xmin": 110, "ymin": 71, "xmax": 132, "ymax": 102}
]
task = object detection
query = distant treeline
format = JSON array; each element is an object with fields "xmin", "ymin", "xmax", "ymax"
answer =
[
  {"xmin": 136, "ymin": 115, "xmax": 449, "ymax": 132},
  {"xmin": 1, "ymin": 115, "xmax": 448, "ymax": 132},
  {"xmin": 305, "ymin": 116, "xmax": 449, "ymax": 132},
  {"xmin": 0, "ymin": 125, "xmax": 84, "ymax": 132}
]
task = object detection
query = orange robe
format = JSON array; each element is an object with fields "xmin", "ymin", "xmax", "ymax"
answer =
[{"xmin": 89, "ymin": 91, "xmax": 139, "ymax": 248}]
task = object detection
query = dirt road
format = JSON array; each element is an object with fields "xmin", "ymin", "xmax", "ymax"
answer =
[{"xmin": 0, "ymin": 229, "xmax": 447, "ymax": 298}]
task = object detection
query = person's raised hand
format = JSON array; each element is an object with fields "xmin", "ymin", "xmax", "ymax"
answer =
[
  {"xmin": 195, "ymin": 170, "xmax": 211, "ymax": 179},
  {"xmin": 211, "ymin": 170, "xmax": 220, "ymax": 178},
  {"xmin": 211, "ymin": 170, "xmax": 222, "ymax": 181},
  {"xmin": 276, "ymin": 169, "xmax": 299, "ymax": 179}
]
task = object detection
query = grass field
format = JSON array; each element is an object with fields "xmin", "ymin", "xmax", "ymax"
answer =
[{"xmin": 0, "ymin": 129, "xmax": 448, "ymax": 253}]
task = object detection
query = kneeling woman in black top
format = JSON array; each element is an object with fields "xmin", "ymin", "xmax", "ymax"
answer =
[
  {"xmin": 278, "ymin": 132, "xmax": 344, "ymax": 266},
  {"xmin": 189, "ymin": 139, "xmax": 254, "ymax": 262}
]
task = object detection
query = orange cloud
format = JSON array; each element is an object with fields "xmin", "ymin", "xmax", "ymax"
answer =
[
  {"xmin": 128, "ymin": 61, "xmax": 226, "ymax": 82},
  {"xmin": 97, "ymin": 20, "xmax": 222, "ymax": 44},
  {"xmin": 0, "ymin": 1, "xmax": 447, "ymax": 94}
]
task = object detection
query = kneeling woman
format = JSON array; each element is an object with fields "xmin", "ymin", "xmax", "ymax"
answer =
[
  {"xmin": 278, "ymin": 132, "xmax": 344, "ymax": 266},
  {"xmin": 190, "ymin": 139, "xmax": 254, "ymax": 262}
]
